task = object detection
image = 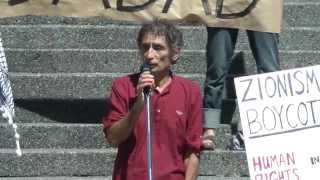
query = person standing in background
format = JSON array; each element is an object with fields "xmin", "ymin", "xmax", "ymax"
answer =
[{"xmin": 202, "ymin": 27, "xmax": 281, "ymax": 150}]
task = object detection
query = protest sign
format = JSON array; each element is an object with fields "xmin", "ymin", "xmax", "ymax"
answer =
[
  {"xmin": 0, "ymin": 0, "xmax": 282, "ymax": 33},
  {"xmin": 235, "ymin": 65, "xmax": 320, "ymax": 180}
]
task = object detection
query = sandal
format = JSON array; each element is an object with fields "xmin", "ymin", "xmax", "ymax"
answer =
[{"xmin": 202, "ymin": 129, "xmax": 215, "ymax": 150}]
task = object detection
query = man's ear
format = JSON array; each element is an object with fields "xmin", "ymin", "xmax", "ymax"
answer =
[{"xmin": 171, "ymin": 48, "xmax": 181, "ymax": 64}]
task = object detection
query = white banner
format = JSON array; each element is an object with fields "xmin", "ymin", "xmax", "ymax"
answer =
[{"xmin": 235, "ymin": 65, "xmax": 320, "ymax": 180}]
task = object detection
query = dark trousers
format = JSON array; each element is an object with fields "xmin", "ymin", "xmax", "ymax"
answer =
[{"xmin": 203, "ymin": 27, "xmax": 280, "ymax": 128}]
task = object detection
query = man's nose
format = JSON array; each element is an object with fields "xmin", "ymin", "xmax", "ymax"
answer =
[{"xmin": 146, "ymin": 47, "xmax": 156, "ymax": 59}]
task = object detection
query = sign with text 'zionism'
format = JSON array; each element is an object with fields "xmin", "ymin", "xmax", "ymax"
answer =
[
  {"xmin": 0, "ymin": 0, "xmax": 283, "ymax": 33},
  {"xmin": 234, "ymin": 65, "xmax": 320, "ymax": 180}
]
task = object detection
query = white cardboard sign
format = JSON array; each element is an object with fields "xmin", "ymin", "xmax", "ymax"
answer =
[{"xmin": 234, "ymin": 65, "xmax": 320, "ymax": 180}]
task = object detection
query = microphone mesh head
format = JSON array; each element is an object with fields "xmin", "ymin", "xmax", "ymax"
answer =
[
  {"xmin": 141, "ymin": 62, "xmax": 151, "ymax": 95},
  {"xmin": 140, "ymin": 61, "xmax": 150, "ymax": 73}
]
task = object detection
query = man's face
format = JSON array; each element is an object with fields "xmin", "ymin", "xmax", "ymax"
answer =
[{"xmin": 140, "ymin": 34, "xmax": 178, "ymax": 75}]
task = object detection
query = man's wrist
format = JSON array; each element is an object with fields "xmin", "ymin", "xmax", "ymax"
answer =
[{"xmin": 134, "ymin": 93, "xmax": 144, "ymax": 109}]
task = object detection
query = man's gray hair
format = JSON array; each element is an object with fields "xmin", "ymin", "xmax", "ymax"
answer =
[{"xmin": 137, "ymin": 19, "xmax": 184, "ymax": 50}]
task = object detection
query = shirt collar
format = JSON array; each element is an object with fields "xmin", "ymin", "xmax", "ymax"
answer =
[{"xmin": 154, "ymin": 72, "xmax": 175, "ymax": 95}]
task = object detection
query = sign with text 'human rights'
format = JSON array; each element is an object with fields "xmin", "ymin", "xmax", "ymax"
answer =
[
  {"xmin": 234, "ymin": 65, "xmax": 320, "ymax": 180},
  {"xmin": 0, "ymin": 0, "xmax": 282, "ymax": 33}
]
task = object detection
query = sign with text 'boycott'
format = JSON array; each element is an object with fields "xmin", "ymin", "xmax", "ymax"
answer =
[
  {"xmin": 235, "ymin": 65, "xmax": 320, "ymax": 180},
  {"xmin": 0, "ymin": 0, "xmax": 283, "ymax": 33}
]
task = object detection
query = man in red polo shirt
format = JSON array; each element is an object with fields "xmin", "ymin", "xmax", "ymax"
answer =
[{"xmin": 103, "ymin": 20, "xmax": 203, "ymax": 180}]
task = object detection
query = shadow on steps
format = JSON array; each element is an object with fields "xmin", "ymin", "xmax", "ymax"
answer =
[{"xmin": 15, "ymin": 98, "xmax": 110, "ymax": 124}]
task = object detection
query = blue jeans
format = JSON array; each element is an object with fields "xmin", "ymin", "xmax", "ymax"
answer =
[{"xmin": 203, "ymin": 27, "xmax": 280, "ymax": 128}]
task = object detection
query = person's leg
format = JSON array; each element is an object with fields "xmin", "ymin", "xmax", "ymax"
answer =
[
  {"xmin": 203, "ymin": 27, "xmax": 238, "ymax": 149},
  {"xmin": 229, "ymin": 31, "xmax": 281, "ymax": 151},
  {"xmin": 247, "ymin": 30, "xmax": 281, "ymax": 73}
]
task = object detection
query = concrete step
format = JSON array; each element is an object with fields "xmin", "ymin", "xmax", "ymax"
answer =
[
  {"xmin": 0, "ymin": 149, "xmax": 248, "ymax": 177},
  {"xmin": 0, "ymin": 26, "xmax": 319, "ymax": 51},
  {"xmin": 10, "ymin": 73, "xmax": 116, "ymax": 99},
  {"xmin": 0, "ymin": 177, "xmax": 111, "ymax": 180},
  {"xmin": 5, "ymin": 50, "xmax": 320, "ymax": 73},
  {"xmin": 0, "ymin": 176, "xmax": 252, "ymax": 180},
  {"xmin": 0, "ymin": 123, "xmax": 108, "ymax": 149},
  {"xmin": 0, "ymin": 123, "xmax": 231, "ymax": 149},
  {"xmin": 286, "ymin": 0, "xmax": 318, "ymax": 2},
  {"xmin": 0, "ymin": 2, "xmax": 319, "ymax": 28},
  {"xmin": 0, "ymin": 149, "xmax": 115, "ymax": 177},
  {"xmin": 283, "ymin": 2, "xmax": 320, "ymax": 27},
  {"xmin": 200, "ymin": 150, "xmax": 248, "ymax": 177},
  {"xmin": 8, "ymin": 53, "xmax": 320, "ymax": 99},
  {"xmin": 8, "ymin": 73, "xmax": 203, "ymax": 99},
  {"xmin": 198, "ymin": 177, "xmax": 249, "ymax": 180}
]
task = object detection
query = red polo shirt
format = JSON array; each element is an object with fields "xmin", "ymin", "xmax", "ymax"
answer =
[{"xmin": 103, "ymin": 73, "xmax": 203, "ymax": 180}]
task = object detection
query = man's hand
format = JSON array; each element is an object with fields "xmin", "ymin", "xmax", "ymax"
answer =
[
  {"xmin": 137, "ymin": 71, "xmax": 155, "ymax": 93},
  {"xmin": 136, "ymin": 71, "xmax": 155, "ymax": 102}
]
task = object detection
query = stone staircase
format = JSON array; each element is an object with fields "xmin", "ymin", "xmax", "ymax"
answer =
[{"xmin": 0, "ymin": 0, "xmax": 319, "ymax": 179}]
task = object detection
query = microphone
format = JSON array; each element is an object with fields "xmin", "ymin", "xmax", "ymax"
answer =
[{"xmin": 140, "ymin": 62, "xmax": 151, "ymax": 95}]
